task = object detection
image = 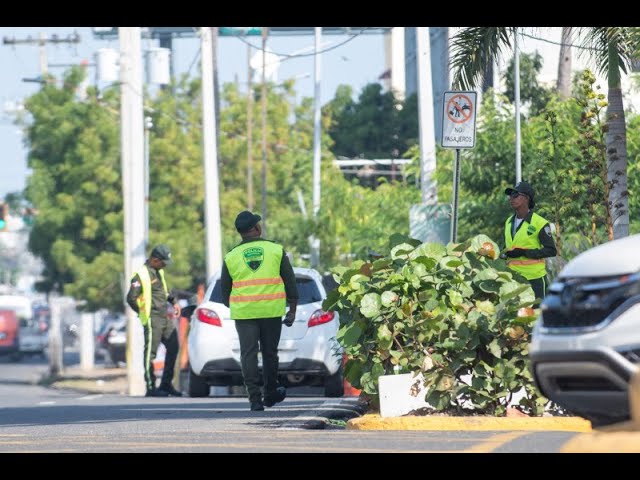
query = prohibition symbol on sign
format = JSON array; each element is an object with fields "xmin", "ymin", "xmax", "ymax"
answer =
[{"xmin": 446, "ymin": 94, "xmax": 473, "ymax": 124}]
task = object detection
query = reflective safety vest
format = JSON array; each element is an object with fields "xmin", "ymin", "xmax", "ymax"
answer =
[
  {"xmin": 224, "ymin": 240, "xmax": 286, "ymax": 320},
  {"xmin": 133, "ymin": 265, "xmax": 168, "ymax": 327},
  {"xmin": 504, "ymin": 212, "xmax": 548, "ymax": 280}
]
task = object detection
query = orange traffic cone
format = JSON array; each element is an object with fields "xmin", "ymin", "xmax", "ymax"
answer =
[{"xmin": 342, "ymin": 353, "xmax": 361, "ymax": 397}]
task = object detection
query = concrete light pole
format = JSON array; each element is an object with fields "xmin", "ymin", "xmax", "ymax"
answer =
[
  {"xmin": 416, "ymin": 27, "xmax": 437, "ymax": 204},
  {"xmin": 310, "ymin": 27, "xmax": 322, "ymax": 268},
  {"xmin": 119, "ymin": 27, "xmax": 146, "ymax": 396},
  {"xmin": 200, "ymin": 27, "xmax": 223, "ymax": 281},
  {"xmin": 514, "ymin": 28, "xmax": 522, "ymax": 184}
]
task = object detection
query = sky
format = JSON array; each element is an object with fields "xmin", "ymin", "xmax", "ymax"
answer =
[{"xmin": 0, "ymin": 27, "xmax": 387, "ymax": 199}]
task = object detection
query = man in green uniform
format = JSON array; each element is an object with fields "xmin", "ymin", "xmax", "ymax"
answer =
[
  {"xmin": 221, "ymin": 211, "xmax": 299, "ymax": 412},
  {"xmin": 127, "ymin": 244, "xmax": 183, "ymax": 397},
  {"xmin": 501, "ymin": 181, "xmax": 557, "ymax": 301}
]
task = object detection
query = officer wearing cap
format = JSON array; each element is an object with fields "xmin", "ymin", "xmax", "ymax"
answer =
[
  {"xmin": 126, "ymin": 244, "xmax": 183, "ymax": 397},
  {"xmin": 221, "ymin": 211, "xmax": 299, "ymax": 412},
  {"xmin": 502, "ymin": 181, "xmax": 557, "ymax": 301}
]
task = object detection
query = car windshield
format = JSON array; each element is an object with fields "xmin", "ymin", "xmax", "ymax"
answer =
[{"xmin": 209, "ymin": 276, "xmax": 323, "ymax": 305}]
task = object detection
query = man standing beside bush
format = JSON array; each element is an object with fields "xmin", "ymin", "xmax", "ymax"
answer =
[{"xmin": 501, "ymin": 181, "xmax": 557, "ymax": 301}]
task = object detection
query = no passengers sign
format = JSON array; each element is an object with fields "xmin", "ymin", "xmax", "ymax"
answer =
[{"xmin": 441, "ymin": 91, "xmax": 477, "ymax": 148}]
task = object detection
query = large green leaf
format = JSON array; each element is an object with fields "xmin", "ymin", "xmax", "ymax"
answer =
[
  {"xmin": 322, "ymin": 288, "xmax": 342, "ymax": 311},
  {"xmin": 360, "ymin": 292, "xmax": 382, "ymax": 318},
  {"xmin": 391, "ymin": 243, "xmax": 416, "ymax": 259},
  {"xmin": 409, "ymin": 242, "xmax": 447, "ymax": 261},
  {"xmin": 381, "ymin": 290, "xmax": 399, "ymax": 307},
  {"xmin": 339, "ymin": 323, "xmax": 363, "ymax": 346}
]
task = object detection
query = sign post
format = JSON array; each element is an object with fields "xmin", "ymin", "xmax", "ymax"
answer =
[{"xmin": 441, "ymin": 91, "xmax": 477, "ymax": 243}]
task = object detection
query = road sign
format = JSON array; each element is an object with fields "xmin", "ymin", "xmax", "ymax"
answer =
[{"xmin": 441, "ymin": 91, "xmax": 477, "ymax": 149}]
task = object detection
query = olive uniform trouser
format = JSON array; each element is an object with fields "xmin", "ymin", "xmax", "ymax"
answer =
[
  {"xmin": 143, "ymin": 314, "xmax": 179, "ymax": 393},
  {"xmin": 234, "ymin": 317, "xmax": 282, "ymax": 403}
]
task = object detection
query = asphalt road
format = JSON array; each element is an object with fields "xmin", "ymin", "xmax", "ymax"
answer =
[{"xmin": 0, "ymin": 351, "xmax": 584, "ymax": 453}]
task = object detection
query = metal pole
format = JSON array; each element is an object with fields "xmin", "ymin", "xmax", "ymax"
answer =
[
  {"xmin": 310, "ymin": 27, "xmax": 322, "ymax": 268},
  {"xmin": 79, "ymin": 312, "xmax": 95, "ymax": 371},
  {"xmin": 119, "ymin": 27, "xmax": 146, "ymax": 396},
  {"xmin": 201, "ymin": 27, "xmax": 223, "ymax": 280},
  {"xmin": 144, "ymin": 116, "xmax": 152, "ymax": 252},
  {"xmin": 48, "ymin": 300, "xmax": 63, "ymax": 377},
  {"xmin": 260, "ymin": 28, "xmax": 269, "ymax": 236},
  {"xmin": 247, "ymin": 43, "xmax": 254, "ymax": 210},
  {"xmin": 450, "ymin": 149, "xmax": 461, "ymax": 243},
  {"xmin": 514, "ymin": 28, "xmax": 522, "ymax": 183},
  {"xmin": 416, "ymin": 27, "xmax": 437, "ymax": 204}
]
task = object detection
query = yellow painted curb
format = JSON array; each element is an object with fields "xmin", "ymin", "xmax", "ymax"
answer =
[
  {"xmin": 347, "ymin": 414, "xmax": 592, "ymax": 432},
  {"xmin": 561, "ymin": 431, "xmax": 640, "ymax": 453}
]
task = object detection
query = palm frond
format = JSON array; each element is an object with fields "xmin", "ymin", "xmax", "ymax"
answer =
[
  {"xmin": 450, "ymin": 27, "xmax": 515, "ymax": 90},
  {"xmin": 576, "ymin": 27, "xmax": 635, "ymax": 77}
]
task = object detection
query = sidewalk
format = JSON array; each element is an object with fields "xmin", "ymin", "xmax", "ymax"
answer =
[{"xmin": 42, "ymin": 365, "xmax": 128, "ymax": 395}]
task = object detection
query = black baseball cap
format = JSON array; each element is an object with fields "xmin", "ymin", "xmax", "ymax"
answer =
[
  {"xmin": 150, "ymin": 244, "xmax": 173, "ymax": 264},
  {"xmin": 505, "ymin": 181, "xmax": 536, "ymax": 208},
  {"xmin": 235, "ymin": 210, "xmax": 262, "ymax": 233}
]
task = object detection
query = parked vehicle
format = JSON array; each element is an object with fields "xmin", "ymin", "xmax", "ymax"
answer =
[
  {"xmin": 0, "ymin": 295, "xmax": 47, "ymax": 357},
  {"xmin": 104, "ymin": 319, "xmax": 127, "ymax": 366},
  {"xmin": 530, "ymin": 234, "xmax": 640, "ymax": 427},
  {"xmin": 0, "ymin": 309, "xmax": 20, "ymax": 360},
  {"xmin": 187, "ymin": 267, "xmax": 343, "ymax": 398}
]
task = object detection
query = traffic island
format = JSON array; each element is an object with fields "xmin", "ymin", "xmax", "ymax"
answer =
[{"xmin": 347, "ymin": 413, "xmax": 592, "ymax": 432}]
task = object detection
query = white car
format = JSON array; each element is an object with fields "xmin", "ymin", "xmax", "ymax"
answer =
[
  {"xmin": 530, "ymin": 234, "xmax": 640, "ymax": 427},
  {"xmin": 187, "ymin": 267, "xmax": 343, "ymax": 398}
]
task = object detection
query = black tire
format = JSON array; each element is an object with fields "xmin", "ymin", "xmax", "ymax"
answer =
[
  {"xmin": 188, "ymin": 368, "xmax": 210, "ymax": 397},
  {"xmin": 324, "ymin": 366, "xmax": 344, "ymax": 398}
]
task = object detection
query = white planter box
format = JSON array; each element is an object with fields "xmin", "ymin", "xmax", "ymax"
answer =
[
  {"xmin": 379, "ymin": 372, "xmax": 432, "ymax": 418},
  {"xmin": 379, "ymin": 372, "xmax": 529, "ymax": 418}
]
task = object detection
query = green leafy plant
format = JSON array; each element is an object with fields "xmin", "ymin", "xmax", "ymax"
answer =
[{"xmin": 323, "ymin": 233, "xmax": 549, "ymax": 416}]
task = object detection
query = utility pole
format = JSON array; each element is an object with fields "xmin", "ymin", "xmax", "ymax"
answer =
[
  {"xmin": 310, "ymin": 27, "xmax": 322, "ymax": 268},
  {"xmin": 119, "ymin": 27, "xmax": 146, "ymax": 397},
  {"xmin": 144, "ymin": 116, "xmax": 153, "ymax": 252},
  {"xmin": 211, "ymin": 27, "xmax": 221, "ymax": 150},
  {"xmin": 2, "ymin": 31, "xmax": 81, "ymax": 78},
  {"xmin": 514, "ymin": 28, "xmax": 522, "ymax": 183},
  {"xmin": 201, "ymin": 27, "xmax": 223, "ymax": 281},
  {"xmin": 260, "ymin": 28, "xmax": 269, "ymax": 236},
  {"xmin": 247, "ymin": 43, "xmax": 254, "ymax": 210},
  {"xmin": 416, "ymin": 27, "xmax": 437, "ymax": 204}
]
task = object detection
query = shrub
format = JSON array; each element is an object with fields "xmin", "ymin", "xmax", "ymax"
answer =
[{"xmin": 323, "ymin": 233, "xmax": 548, "ymax": 416}]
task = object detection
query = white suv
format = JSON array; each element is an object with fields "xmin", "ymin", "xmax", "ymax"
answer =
[
  {"xmin": 187, "ymin": 267, "xmax": 343, "ymax": 398},
  {"xmin": 530, "ymin": 234, "xmax": 640, "ymax": 426}
]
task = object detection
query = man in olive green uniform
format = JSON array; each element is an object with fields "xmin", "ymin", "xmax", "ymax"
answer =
[
  {"xmin": 127, "ymin": 244, "xmax": 183, "ymax": 397},
  {"xmin": 221, "ymin": 211, "xmax": 299, "ymax": 412},
  {"xmin": 501, "ymin": 181, "xmax": 557, "ymax": 301}
]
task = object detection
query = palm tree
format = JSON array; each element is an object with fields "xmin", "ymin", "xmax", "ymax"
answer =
[
  {"xmin": 556, "ymin": 27, "xmax": 572, "ymax": 99},
  {"xmin": 450, "ymin": 27, "xmax": 636, "ymax": 239}
]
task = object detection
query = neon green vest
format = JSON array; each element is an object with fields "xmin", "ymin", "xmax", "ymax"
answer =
[
  {"xmin": 504, "ymin": 212, "xmax": 548, "ymax": 280},
  {"xmin": 224, "ymin": 240, "xmax": 286, "ymax": 320},
  {"xmin": 133, "ymin": 265, "xmax": 168, "ymax": 326}
]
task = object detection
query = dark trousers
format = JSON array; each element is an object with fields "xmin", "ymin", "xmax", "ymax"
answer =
[
  {"xmin": 530, "ymin": 276, "xmax": 548, "ymax": 304},
  {"xmin": 143, "ymin": 315, "xmax": 179, "ymax": 393},
  {"xmin": 234, "ymin": 317, "xmax": 282, "ymax": 403}
]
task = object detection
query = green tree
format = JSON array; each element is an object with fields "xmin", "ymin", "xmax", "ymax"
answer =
[
  {"xmin": 450, "ymin": 27, "xmax": 638, "ymax": 239},
  {"xmin": 503, "ymin": 51, "xmax": 553, "ymax": 116},
  {"xmin": 326, "ymin": 83, "xmax": 417, "ymax": 159},
  {"xmin": 23, "ymin": 67, "xmax": 123, "ymax": 309}
]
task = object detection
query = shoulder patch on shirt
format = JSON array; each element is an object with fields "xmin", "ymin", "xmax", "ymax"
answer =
[
  {"xmin": 131, "ymin": 280, "xmax": 140, "ymax": 288},
  {"xmin": 544, "ymin": 225, "xmax": 551, "ymax": 236}
]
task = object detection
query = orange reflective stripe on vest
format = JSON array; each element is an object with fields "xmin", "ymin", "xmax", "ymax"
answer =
[
  {"xmin": 230, "ymin": 292, "xmax": 287, "ymax": 302},
  {"xmin": 232, "ymin": 277, "xmax": 283, "ymax": 288}
]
